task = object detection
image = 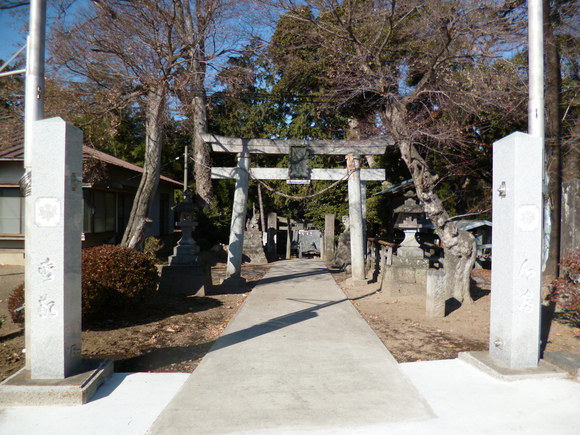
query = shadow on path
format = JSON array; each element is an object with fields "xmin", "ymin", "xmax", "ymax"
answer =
[
  {"xmin": 255, "ymin": 267, "xmax": 330, "ymax": 286},
  {"xmin": 114, "ymin": 340, "xmax": 218, "ymax": 373},
  {"xmin": 211, "ymin": 290, "xmax": 378, "ymax": 352}
]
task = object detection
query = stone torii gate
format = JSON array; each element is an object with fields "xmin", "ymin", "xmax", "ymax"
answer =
[{"xmin": 201, "ymin": 134, "xmax": 393, "ymax": 285}]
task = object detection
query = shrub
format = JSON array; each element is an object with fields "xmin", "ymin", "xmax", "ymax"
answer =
[
  {"xmin": 144, "ymin": 236, "xmax": 164, "ymax": 263},
  {"xmin": 82, "ymin": 245, "xmax": 159, "ymax": 322},
  {"xmin": 7, "ymin": 283, "xmax": 25, "ymax": 325},
  {"xmin": 550, "ymin": 249, "xmax": 580, "ymax": 326},
  {"xmin": 5, "ymin": 245, "xmax": 159, "ymax": 327}
]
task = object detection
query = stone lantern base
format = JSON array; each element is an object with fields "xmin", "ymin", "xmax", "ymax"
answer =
[
  {"xmin": 158, "ymin": 263, "xmax": 211, "ymax": 296},
  {"xmin": 381, "ymin": 228, "xmax": 430, "ymax": 297}
]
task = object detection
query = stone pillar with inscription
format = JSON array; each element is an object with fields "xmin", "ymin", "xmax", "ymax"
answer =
[
  {"xmin": 426, "ymin": 270, "xmax": 446, "ymax": 318},
  {"xmin": 324, "ymin": 214, "xmax": 335, "ymax": 262},
  {"xmin": 489, "ymin": 132, "xmax": 543, "ymax": 369},
  {"xmin": 1, "ymin": 118, "xmax": 112, "ymax": 405},
  {"xmin": 27, "ymin": 118, "xmax": 83, "ymax": 379}
]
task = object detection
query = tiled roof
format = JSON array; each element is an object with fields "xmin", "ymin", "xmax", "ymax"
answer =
[
  {"xmin": 0, "ymin": 143, "xmax": 182, "ymax": 187},
  {"xmin": 0, "ymin": 144, "xmax": 24, "ymax": 160}
]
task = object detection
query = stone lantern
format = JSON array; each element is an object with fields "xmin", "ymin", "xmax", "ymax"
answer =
[
  {"xmin": 159, "ymin": 190, "xmax": 208, "ymax": 296},
  {"xmin": 169, "ymin": 189, "xmax": 200, "ymax": 265},
  {"xmin": 382, "ymin": 193, "xmax": 431, "ymax": 297},
  {"xmin": 393, "ymin": 196, "xmax": 428, "ymax": 259}
]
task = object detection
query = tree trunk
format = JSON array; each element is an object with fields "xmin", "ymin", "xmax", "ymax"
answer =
[
  {"xmin": 121, "ymin": 86, "xmax": 166, "ymax": 251},
  {"xmin": 175, "ymin": 0, "xmax": 214, "ymax": 208},
  {"xmin": 543, "ymin": 0, "xmax": 562, "ymax": 278},
  {"xmin": 441, "ymin": 230, "xmax": 477, "ymax": 302},
  {"xmin": 192, "ymin": 88, "xmax": 213, "ymax": 208},
  {"xmin": 392, "ymin": 109, "xmax": 476, "ymax": 303}
]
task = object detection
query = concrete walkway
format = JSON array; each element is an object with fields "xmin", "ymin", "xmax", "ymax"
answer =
[
  {"xmin": 1, "ymin": 259, "xmax": 580, "ymax": 434},
  {"xmin": 149, "ymin": 259, "xmax": 433, "ymax": 434}
]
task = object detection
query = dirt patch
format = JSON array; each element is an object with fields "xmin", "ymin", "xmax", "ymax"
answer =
[
  {"xmin": 334, "ymin": 268, "xmax": 491, "ymax": 362},
  {"xmin": 0, "ymin": 264, "xmax": 269, "ymax": 382},
  {"xmin": 1, "ymin": 263, "xmax": 580, "ymax": 383},
  {"xmin": 333, "ymin": 267, "xmax": 580, "ymax": 363}
]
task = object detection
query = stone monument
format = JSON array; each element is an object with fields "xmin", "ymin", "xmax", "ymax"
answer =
[
  {"xmin": 324, "ymin": 214, "xmax": 335, "ymax": 262},
  {"xmin": 461, "ymin": 132, "xmax": 568, "ymax": 378},
  {"xmin": 489, "ymin": 132, "xmax": 543, "ymax": 369},
  {"xmin": 334, "ymin": 216, "xmax": 351, "ymax": 271},
  {"xmin": 27, "ymin": 119, "xmax": 83, "ymax": 379},
  {"xmin": 0, "ymin": 118, "xmax": 112, "ymax": 405},
  {"xmin": 242, "ymin": 207, "xmax": 268, "ymax": 264}
]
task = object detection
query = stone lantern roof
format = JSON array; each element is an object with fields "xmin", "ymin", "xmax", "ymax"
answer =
[{"xmin": 393, "ymin": 197, "xmax": 424, "ymax": 215}]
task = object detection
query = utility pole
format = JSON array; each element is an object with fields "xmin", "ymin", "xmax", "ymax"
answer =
[
  {"xmin": 24, "ymin": 0, "xmax": 47, "ymax": 169},
  {"xmin": 529, "ymin": 0, "xmax": 550, "ymax": 273},
  {"xmin": 528, "ymin": 0, "xmax": 544, "ymax": 139}
]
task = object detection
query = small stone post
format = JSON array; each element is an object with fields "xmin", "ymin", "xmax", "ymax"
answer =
[
  {"xmin": 490, "ymin": 132, "xmax": 543, "ymax": 369},
  {"xmin": 27, "ymin": 118, "xmax": 82, "ymax": 379},
  {"xmin": 426, "ymin": 271, "xmax": 446, "ymax": 318},
  {"xmin": 225, "ymin": 151, "xmax": 250, "ymax": 284},
  {"xmin": 324, "ymin": 214, "xmax": 335, "ymax": 262}
]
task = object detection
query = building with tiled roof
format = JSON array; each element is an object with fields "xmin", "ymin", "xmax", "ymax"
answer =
[{"xmin": 0, "ymin": 142, "xmax": 182, "ymax": 265}]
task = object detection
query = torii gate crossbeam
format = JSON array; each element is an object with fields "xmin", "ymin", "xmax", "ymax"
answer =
[{"xmin": 202, "ymin": 134, "xmax": 393, "ymax": 285}]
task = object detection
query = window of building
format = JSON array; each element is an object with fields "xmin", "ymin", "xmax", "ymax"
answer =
[
  {"xmin": 83, "ymin": 190, "xmax": 117, "ymax": 234},
  {"xmin": 0, "ymin": 188, "xmax": 24, "ymax": 234}
]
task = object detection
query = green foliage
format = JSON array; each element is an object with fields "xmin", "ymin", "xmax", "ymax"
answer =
[
  {"xmin": 265, "ymin": 3, "xmax": 535, "ymax": 223},
  {"xmin": 81, "ymin": 245, "xmax": 159, "ymax": 324},
  {"xmin": 194, "ymin": 192, "xmax": 234, "ymax": 250},
  {"xmin": 144, "ymin": 237, "xmax": 164, "ymax": 263},
  {"xmin": 7, "ymin": 284, "xmax": 24, "ymax": 325},
  {"xmin": 209, "ymin": 39, "xmax": 287, "ymax": 139},
  {"xmin": 208, "ymin": 37, "xmax": 373, "ymax": 232},
  {"xmin": 550, "ymin": 249, "xmax": 580, "ymax": 327}
]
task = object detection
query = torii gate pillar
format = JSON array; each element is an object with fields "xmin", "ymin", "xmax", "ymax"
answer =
[
  {"xmin": 346, "ymin": 155, "xmax": 370, "ymax": 285},
  {"xmin": 223, "ymin": 152, "xmax": 250, "ymax": 284}
]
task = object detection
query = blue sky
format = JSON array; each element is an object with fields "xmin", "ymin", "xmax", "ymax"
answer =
[{"xmin": 0, "ymin": 8, "xmax": 28, "ymax": 65}]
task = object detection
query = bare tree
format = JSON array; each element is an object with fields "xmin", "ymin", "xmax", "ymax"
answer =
[
  {"xmin": 267, "ymin": 0, "xmax": 527, "ymax": 303},
  {"xmin": 171, "ymin": 0, "xmax": 251, "ymax": 207},
  {"xmin": 51, "ymin": 0, "xmax": 258, "ymax": 246},
  {"xmin": 556, "ymin": 1, "xmax": 580, "ymax": 181},
  {"xmin": 542, "ymin": 0, "xmax": 580, "ymax": 274},
  {"xmin": 0, "ymin": 0, "xmax": 29, "ymax": 9},
  {"xmin": 52, "ymin": 0, "xmax": 178, "ymax": 250}
]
